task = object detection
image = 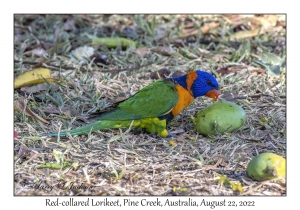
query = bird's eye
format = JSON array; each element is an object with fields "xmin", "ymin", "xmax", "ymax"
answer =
[{"xmin": 206, "ymin": 80, "xmax": 212, "ymax": 86}]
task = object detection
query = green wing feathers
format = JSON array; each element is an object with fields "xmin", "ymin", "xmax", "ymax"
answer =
[{"xmin": 97, "ymin": 80, "xmax": 178, "ymax": 120}]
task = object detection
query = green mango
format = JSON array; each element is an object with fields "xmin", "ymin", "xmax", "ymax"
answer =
[
  {"xmin": 247, "ymin": 152, "xmax": 286, "ymax": 181},
  {"xmin": 193, "ymin": 100, "xmax": 246, "ymax": 135}
]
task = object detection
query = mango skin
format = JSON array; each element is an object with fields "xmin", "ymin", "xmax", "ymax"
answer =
[
  {"xmin": 193, "ymin": 100, "xmax": 246, "ymax": 135},
  {"xmin": 247, "ymin": 153, "xmax": 286, "ymax": 181}
]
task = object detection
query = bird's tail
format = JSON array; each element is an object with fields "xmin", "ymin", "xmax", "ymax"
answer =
[{"xmin": 41, "ymin": 120, "xmax": 138, "ymax": 137}]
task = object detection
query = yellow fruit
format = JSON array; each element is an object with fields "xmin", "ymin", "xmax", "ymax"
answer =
[
  {"xmin": 247, "ymin": 153, "xmax": 286, "ymax": 181},
  {"xmin": 193, "ymin": 100, "xmax": 246, "ymax": 135}
]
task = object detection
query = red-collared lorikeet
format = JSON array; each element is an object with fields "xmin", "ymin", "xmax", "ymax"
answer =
[{"xmin": 42, "ymin": 70, "xmax": 219, "ymax": 137}]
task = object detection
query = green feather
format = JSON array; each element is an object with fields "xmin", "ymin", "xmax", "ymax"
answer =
[{"xmin": 96, "ymin": 80, "xmax": 178, "ymax": 120}]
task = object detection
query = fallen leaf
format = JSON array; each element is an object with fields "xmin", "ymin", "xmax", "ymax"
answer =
[
  {"xmin": 216, "ymin": 67, "xmax": 232, "ymax": 75},
  {"xmin": 15, "ymin": 97, "xmax": 49, "ymax": 124},
  {"xmin": 251, "ymin": 68, "xmax": 265, "ymax": 75},
  {"xmin": 150, "ymin": 46, "xmax": 175, "ymax": 56},
  {"xmin": 229, "ymin": 27, "xmax": 260, "ymax": 40},
  {"xmin": 20, "ymin": 83, "xmax": 59, "ymax": 94},
  {"xmin": 136, "ymin": 47, "xmax": 150, "ymax": 55},
  {"xmin": 14, "ymin": 68, "xmax": 57, "ymax": 89},
  {"xmin": 173, "ymin": 186, "xmax": 188, "ymax": 193},
  {"xmin": 200, "ymin": 22, "xmax": 220, "ymax": 34},
  {"xmin": 17, "ymin": 144, "xmax": 28, "ymax": 159},
  {"xmin": 64, "ymin": 18, "xmax": 76, "ymax": 32},
  {"xmin": 169, "ymin": 141, "xmax": 177, "ymax": 146},
  {"xmin": 214, "ymin": 173, "xmax": 243, "ymax": 192},
  {"xmin": 254, "ymin": 52, "xmax": 285, "ymax": 75},
  {"xmin": 249, "ymin": 15, "xmax": 278, "ymax": 28},
  {"xmin": 179, "ymin": 22, "xmax": 220, "ymax": 40},
  {"xmin": 260, "ymin": 51, "xmax": 284, "ymax": 65},
  {"xmin": 43, "ymin": 105, "xmax": 81, "ymax": 119},
  {"xmin": 24, "ymin": 47, "xmax": 48, "ymax": 57},
  {"xmin": 88, "ymin": 35, "xmax": 137, "ymax": 48}
]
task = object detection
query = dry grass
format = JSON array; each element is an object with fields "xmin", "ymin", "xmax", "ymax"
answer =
[{"xmin": 14, "ymin": 14, "xmax": 286, "ymax": 196}]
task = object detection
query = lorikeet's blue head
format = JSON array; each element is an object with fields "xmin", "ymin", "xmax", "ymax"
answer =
[
  {"xmin": 172, "ymin": 70, "xmax": 219, "ymax": 100},
  {"xmin": 192, "ymin": 70, "xmax": 219, "ymax": 98}
]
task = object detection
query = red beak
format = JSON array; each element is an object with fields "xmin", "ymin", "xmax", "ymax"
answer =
[{"xmin": 206, "ymin": 89, "xmax": 220, "ymax": 101}]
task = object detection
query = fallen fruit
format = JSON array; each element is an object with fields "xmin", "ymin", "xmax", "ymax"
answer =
[
  {"xmin": 247, "ymin": 152, "xmax": 286, "ymax": 181},
  {"xmin": 193, "ymin": 100, "xmax": 246, "ymax": 135}
]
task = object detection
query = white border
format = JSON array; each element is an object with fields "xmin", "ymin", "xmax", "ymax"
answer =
[{"xmin": 5, "ymin": 1, "xmax": 296, "ymax": 209}]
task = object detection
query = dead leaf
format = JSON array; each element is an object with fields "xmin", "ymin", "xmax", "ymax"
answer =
[
  {"xmin": 169, "ymin": 140, "xmax": 177, "ymax": 146},
  {"xmin": 249, "ymin": 15, "xmax": 278, "ymax": 28},
  {"xmin": 214, "ymin": 173, "xmax": 243, "ymax": 192},
  {"xmin": 254, "ymin": 52, "xmax": 285, "ymax": 75},
  {"xmin": 14, "ymin": 68, "xmax": 57, "ymax": 89},
  {"xmin": 17, "ymin": 144, "xmax": 28, "ymax": 159},
  {"xmin": 44, "ymin": 105, "xmax": 80, "ymax": 118},
  {"xmin": 200, "ymin": 22, "xmax": 220, "ymax": 34},
  {"xmin": 64, "ymin": 18, "xmax": 76, "ymax": 32},
  {"xmin": 20, "ymin": 83, "xmax": 59, "ymax": 94},
  {"xmin": 179, "ymin": 22, "xmax": 220, "ymax": 40},
  {"xmin": 251, "ymin": 68, "xmax": 265, "ymax": 75},
  {"xmin": 217, "ymin": 67, "xmax": 233, "ymax": 75},
  {"xmin": 15, "ymin": 97, "xmax": 49, "ymax": 124},
  {"xmin": 24, "ymin": 47, "xmax": 48, "ymax": 57},
  {"xmin": 223, "ymin": 14, "xmax": 246, "ymax": 25},
  {"xmin": 150, "ymin": 46, "xmax": 175, "ymax": 56},
  {"xmin": 230, "ymin": 28, "xmax": 260, "ymax": 40},
  {"xmin": 136, "ymin": 47, "xmax": 150, "ymax": 55}
]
